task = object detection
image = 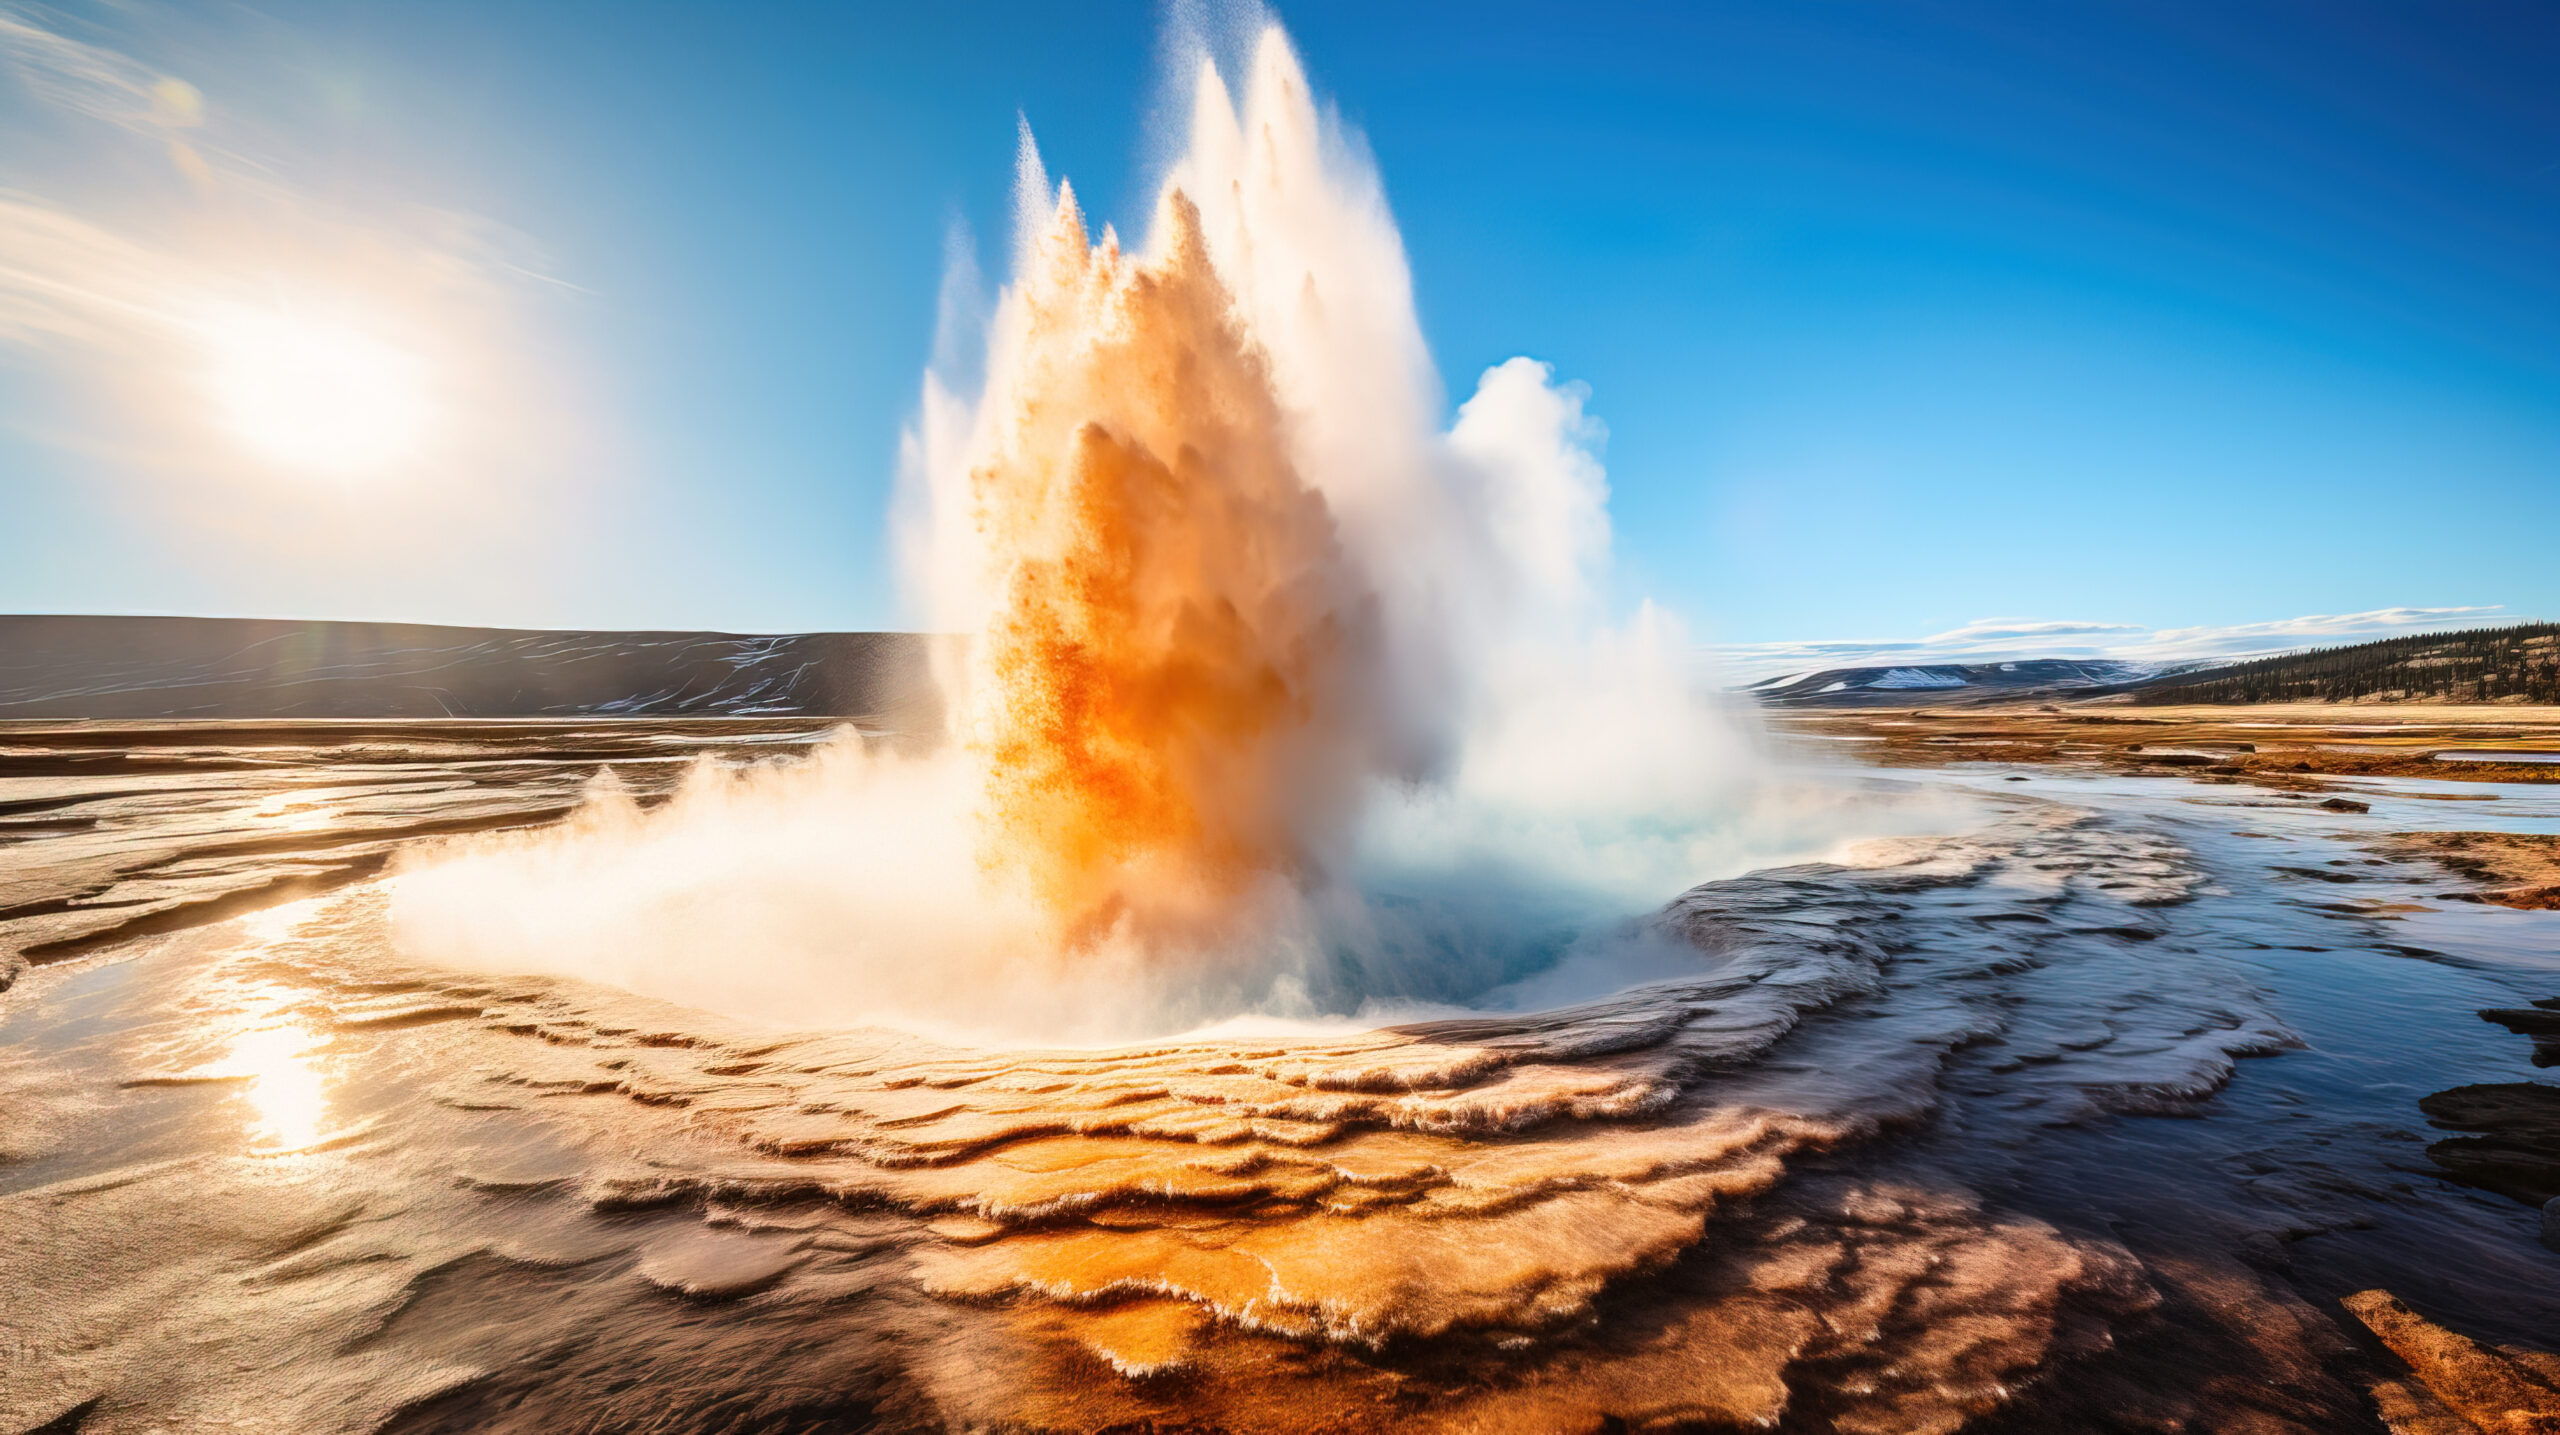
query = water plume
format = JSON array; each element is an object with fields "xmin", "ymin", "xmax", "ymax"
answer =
[
  {"xmin": 392, "ymin": 17, "xmax": 1917, "ymax": 1040},
  {"xmin": 958, "ymin": 185, "xmax": 1398, "ymax": 953}
]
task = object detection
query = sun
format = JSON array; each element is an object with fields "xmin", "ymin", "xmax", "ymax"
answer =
[{"xmin": 197, "ymin": 303, "xmax": 432, "ymax": 476}]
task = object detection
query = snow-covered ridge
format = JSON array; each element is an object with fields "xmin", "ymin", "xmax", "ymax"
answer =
[
  {"xmin": 1719, "ymin": 606, "xmax": 2521, "ymax": 688},
  {"xmin": 1750, "ymin": 658, "xmax": 2161, "ymax": 708}
]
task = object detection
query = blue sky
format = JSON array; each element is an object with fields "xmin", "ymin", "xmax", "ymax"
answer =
[{"xmin": 0, "ymin": 0, "xmax": 2553, "ymax": 652}]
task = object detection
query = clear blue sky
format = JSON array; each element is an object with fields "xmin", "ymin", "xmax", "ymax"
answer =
[{"xmin": 1, "ymin": 0, "xmax": 2553, "ymax": 646}]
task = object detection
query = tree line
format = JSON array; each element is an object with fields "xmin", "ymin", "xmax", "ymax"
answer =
[{"xmin": 2132, "ymin": 622, "xmax": 2560, "ymax": 706}]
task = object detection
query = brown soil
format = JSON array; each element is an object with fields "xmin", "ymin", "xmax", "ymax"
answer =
[
  {"xmin": 2383, "ymin": 832, "xmax": 2560, "ymax": 911},
  {"xmin": 1768, "ymin": 704, "xmax": 2560, "ymax": 796}
]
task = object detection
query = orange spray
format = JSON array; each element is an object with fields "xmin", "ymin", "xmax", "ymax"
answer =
[{"xmin": 961, "ymin": 184, "xmax": 1389, "ymax": 954}]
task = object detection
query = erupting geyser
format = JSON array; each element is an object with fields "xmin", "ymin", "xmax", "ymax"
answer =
[
  {"xmin": 391, "ymin": 18, "xmax": 1801, "ymax": 1037},
  {"xmin": 960, "ymin": 189, "xmax": 1395, "ymax": 953},
  {"xmin": 925, "ymin": 24, "xmax": 1615, "ymax": 961},
  {"xmin": 24, "ymin": 16, "xmax": 2534, "ymax": 1432}
]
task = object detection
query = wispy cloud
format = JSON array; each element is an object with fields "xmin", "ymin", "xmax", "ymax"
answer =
[
  {"xmin": 0, "ymin": 6, "xmax": 210, "ymax": 348},
  {"xmin": 0, "ymin": 189, "xmax": 171, "ymax": 344},
  {"xmin": 0, "ymin": 2, "xmax": 576, "ymax": 492},
  {"xmin": 0, "ymin": 6, "xmax": 178, "ymax": 134},
  {"xmin": 1714, "ymin": 605, "xmax": 2526, "ymax": 684}
]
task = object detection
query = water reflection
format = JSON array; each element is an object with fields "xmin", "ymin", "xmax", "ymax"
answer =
[
  {"xmin": 226, "ymin": 1014, "xmax": 327, "ymax": 1150},
  {"xmin": 248, "ymin": 790, "xmax": 334, "ymax": 831},
  {"xmin": 217, "ymin": 899, "xmax": 335, "ymax": 1151},
  {"xmin": 240, "ymin": 896, "xmax": 326, "ymax": 946}
]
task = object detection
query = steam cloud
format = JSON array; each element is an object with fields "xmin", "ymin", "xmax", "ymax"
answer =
[
  {"xmin": 392, "ymin": 20, "xmax": 1940, "ymax": 1042},
  {"xmin": 958, "ymin": 187, "xmax": 1400, "ymax": 954}
]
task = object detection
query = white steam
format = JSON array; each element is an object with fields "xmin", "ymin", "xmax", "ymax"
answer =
[{"xmin": 391, "ymin": 19, "xmax": 1952, "ymax": 1043}]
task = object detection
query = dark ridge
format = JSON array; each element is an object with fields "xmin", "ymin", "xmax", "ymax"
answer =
[
  {"xmin": 0, "ymin": 615, "xmax": 944, "ymax": 725},
  {"xmin": 2129, "ymin": 623, "xmax": 2560, "ymax": 706}
]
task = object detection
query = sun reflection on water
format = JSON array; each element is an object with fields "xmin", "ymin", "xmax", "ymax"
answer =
[
  {"xmin": 227, "ymin": 1016, "xmax": 328, "ymax": 1150},
  {"xmin": 240, "ymin": 896, "xmax": 326, "ymax": 945},
  {"xmin": 214, "ymin": 898, "xmax": 336, "ymax": 1152},
  {"xmin": 247, "ymin": 790, "xmax": 334, "ymax": 831}
]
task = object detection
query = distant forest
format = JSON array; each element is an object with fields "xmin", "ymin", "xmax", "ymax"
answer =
[{"xmin": 2133, "ymin": 623, "xmax": 2560, "ymax": 705}]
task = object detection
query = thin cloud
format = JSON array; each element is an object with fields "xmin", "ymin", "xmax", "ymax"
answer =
[
  {"xmin": 0, "ymin": 6, "xmax": 165, "ymax": 134},
  {"xmin": 1717, "ymin": 605, "xmax": 2524, "ymax": 685},
  {"xmin": 0, "ymin": 1, "xmax": 584, "ymax": 503},
  {"xmin": 1923, "ymin": 618, "xmax": 2147, "ymax": 642},
  {"xmin": 0, "ymin": 4, "xmax": 567, "ymax": 351},
  {"xmin": 0, "ymin": 190, "xmax": 173, "ymax": 345}
]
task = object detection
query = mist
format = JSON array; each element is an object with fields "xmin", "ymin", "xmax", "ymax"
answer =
[{"xmin": 389, "ymin": 20, "xmax": 1964, "ymax": 1043}]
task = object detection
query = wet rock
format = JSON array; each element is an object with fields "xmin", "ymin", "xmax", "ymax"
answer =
[
  {"xmin": 2419, "ymin": 1082, "xmax": 2560, "ymax": 1207},
  {"xmin": 2478, "ymin": 1001, "xmax": 2560, "ymax": 1067},
  {"xmin": 2321, "ymin": 797, "xmax": 2372, "ymax": 813},
  {"xmin": 634, "ymin": 1227, "xmax": 803, "ymax": 1300},
  {"xmin": 2341, "ymin": 1289, "xmax": 2560, "ymax": 1434},
  {"xmin": 2369, "ymin": 1377, "xmax": 2488, "ymax": 1435},
  {"xmin": 2484, "ymin": 1009, "xmax": 2560, "ymax": 1038}
]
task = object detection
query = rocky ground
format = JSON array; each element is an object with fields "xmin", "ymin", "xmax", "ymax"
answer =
[
  {"xmin": 1770, "ymin": 701, "xmax": 2560, "ymax": 1434},
  {"xmin": 2383, "ymin": 831, "xmax": 2560, "ymax": 911},
  {"xmin": 0, "ymin": 719, "xmax": 845, "ymax": 989},
  {"xmin": 2343, "ymin": 1290, "xmax": 2560, "ymax": 1434},
  {"xmin": 7, "ymin": 715, "xmax": 2560, "ymax": 1431}
]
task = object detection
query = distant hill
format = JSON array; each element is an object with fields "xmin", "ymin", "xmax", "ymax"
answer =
[
  {"xmin": 0, "ymin": 616, "xmax": 941, "ymax": 726},
  {"xmin": 1747, "ymin": 659, "xmax": 2155, "ymax": 709},
  {"xmin": 2129, "ymin": 622, "xmax": 2560, "ymax": 706}
]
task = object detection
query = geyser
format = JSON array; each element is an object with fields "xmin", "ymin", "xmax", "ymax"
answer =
[
  {"xmin": 391, "ymin": 18, "xmax": 1868, "ymax": 1039},
  {"xmin": 960, "ymin": 187, "xmax": 1397, "ymax": 954}
]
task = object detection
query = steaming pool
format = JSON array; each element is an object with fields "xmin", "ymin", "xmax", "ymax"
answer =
[{"xmin": 2, "ymin": 721, "xmax": 2556, "ymax": 1433}]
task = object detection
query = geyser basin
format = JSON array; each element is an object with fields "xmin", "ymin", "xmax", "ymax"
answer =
[
  {"xmin": 8, "ymin": 9, "xmax": 2559, "ymax": 1432},
  {"xmin": 8, "ymin": 734, "xmax": 2560, "ymax": 1431}
]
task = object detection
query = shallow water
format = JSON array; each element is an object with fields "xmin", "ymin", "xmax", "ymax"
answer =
[{"xmin": 2, "ymin": 735, "xmax": 2555, "ymax": 1432}]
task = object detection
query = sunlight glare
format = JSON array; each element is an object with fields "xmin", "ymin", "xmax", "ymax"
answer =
[
  {"xmin": 248, "ymin": 790, "xmax": 334, "ymax": 831},
  {"xmin": 228, "ymin": 1017, "xmax": 328, "ymax": 1151},
  {"xmin": 198, "ymin": 303, "xmax": 431, "ymax": 476}
]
